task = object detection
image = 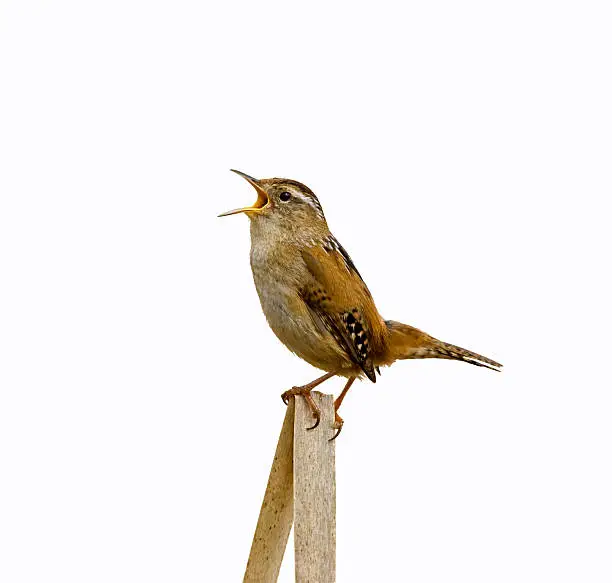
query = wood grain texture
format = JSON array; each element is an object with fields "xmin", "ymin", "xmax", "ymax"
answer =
[
  {"xmin": 243, "ymin": 401, "xmax": 295, "ymax": 583},
  {"xmin": 293, "ymin": 392, "xmax": 336, "ymax": 583}
]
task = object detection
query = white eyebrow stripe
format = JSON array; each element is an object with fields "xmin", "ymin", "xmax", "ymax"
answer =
[{"xmin": 292, "ymin": 191, "xmax": 325, "ymax": 218}]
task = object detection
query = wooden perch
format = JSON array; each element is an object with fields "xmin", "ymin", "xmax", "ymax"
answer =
[
  {"xmin": 243, "ymin": 400, "xmax": 295, "ymax": 582},
  {"xmin": 243, "ymin": 392, "xmax": 336, "ymax": 583}
]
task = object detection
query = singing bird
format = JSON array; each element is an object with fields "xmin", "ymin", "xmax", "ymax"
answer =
[{"xmin": 219, "ymin": 170, "xmax": 502, "ymax": 439}]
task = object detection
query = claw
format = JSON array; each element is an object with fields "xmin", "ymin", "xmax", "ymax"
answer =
[
  {"xmin": 307, "ymin": 412, "xmax": 321, "ymax": 431},
  {"xmin": 329, "ymin": 411, "xmax": 344, "ymax": 441},
  {"xmin": 281, "ymin": 388, "xmax": 296, "ymax": 405},
  {"xmin": 329, "ymin": 425, "xmax": 343, "ymax": 441},
  {"xmin": 281, "ymin": 387, "xmax": 299, "ymax": 406}
]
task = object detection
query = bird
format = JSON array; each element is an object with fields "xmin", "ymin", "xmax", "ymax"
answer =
[{"xmin": 219, "ymin": 169, "xmax": 502, "ymax": 439}]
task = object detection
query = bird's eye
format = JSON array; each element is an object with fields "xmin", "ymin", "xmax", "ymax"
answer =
[{"xmin": 279, "ymin": 191, "xmax": 291, "ymax": 202}]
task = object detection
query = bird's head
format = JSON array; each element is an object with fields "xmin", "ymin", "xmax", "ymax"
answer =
[{"xmin": 219, "ymin": 170, "xmax": 327, "ymax": 233}]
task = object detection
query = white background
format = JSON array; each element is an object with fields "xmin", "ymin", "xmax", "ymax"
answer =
[{"xmin": 1, "ymin": 1, "xmax": 611, "ymax": 581}]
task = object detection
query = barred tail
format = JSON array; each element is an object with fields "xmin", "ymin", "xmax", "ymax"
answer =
[
  {"xmin": 385, "ymin": 320, "xmax": 503, "ymax": 372},
  {"xmin": 431, "ymin": 340, "xmax": 503, "ymax": 372}
]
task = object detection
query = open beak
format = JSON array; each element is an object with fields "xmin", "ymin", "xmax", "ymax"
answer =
[{"xmin": 218, "ymin": 169, "xmax": 269, "ymax": 217}]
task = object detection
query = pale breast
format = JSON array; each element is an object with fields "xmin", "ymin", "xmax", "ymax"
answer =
[{"xmin": 249, "ymin": 239, "xmax": 351, "ymax": 373}]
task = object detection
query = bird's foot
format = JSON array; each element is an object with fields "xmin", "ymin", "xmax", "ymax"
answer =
[
  {"xmin": 281, "ymin": 386, "xmax": 322, "ymax": 430},
  {"xmin": 329, "ymin": 411, "xmax": 344, "ymax": 441}
]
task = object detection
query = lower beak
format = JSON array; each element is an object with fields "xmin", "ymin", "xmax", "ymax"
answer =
[{"xmin": 218, "ymin": 169, "xmax": 269, "ymax": 217}]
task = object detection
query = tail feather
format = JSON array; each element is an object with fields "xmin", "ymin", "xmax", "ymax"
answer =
[
  {"xmin": 384, "ymin": 320, "xmax": 503, "ymax": 371},
  {"xmin": 432, "ymin": 341, "xmax": 503, "ymax": 372}
]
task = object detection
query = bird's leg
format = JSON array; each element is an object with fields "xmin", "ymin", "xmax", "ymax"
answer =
[
  {"xmin": 281, "ymin": 371, "xmax": 337, "ymax": 430},
  {"xmin": 330, "ymin": 377, "xmax": 356, "ymax": 441}
]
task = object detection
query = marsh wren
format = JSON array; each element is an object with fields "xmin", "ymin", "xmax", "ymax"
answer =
[{"xmin": 220, "ymin": 170, "xmax": 502, "ymax": 439}]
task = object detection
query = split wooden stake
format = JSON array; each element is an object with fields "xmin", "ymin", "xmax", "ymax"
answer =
[{"xmin": 243, "ymin": 392, "xmax": 336, "ymax": 583}]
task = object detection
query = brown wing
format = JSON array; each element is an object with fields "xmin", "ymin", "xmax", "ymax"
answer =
[{"xmin": 300, "ymin": 236, "xmax": 387, "ymax": 382}]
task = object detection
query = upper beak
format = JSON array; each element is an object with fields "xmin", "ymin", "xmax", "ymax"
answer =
[{"xmin": 218, "ymin": 169, "xmax": 269, "ymax": 217}]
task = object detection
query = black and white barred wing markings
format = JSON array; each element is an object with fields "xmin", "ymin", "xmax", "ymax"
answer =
[{"xmin": 299, "ymin": 236, "xmax": 377, "ymax": 382}]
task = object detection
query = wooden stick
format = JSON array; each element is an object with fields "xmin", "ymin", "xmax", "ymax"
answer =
[
  {"xmin": 293, "ymin": 392, "xmax": 336, "ymax": 583},
  {"xmin": 243, "ymin": 400, "xmax": 295, "ymax": 583}
]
